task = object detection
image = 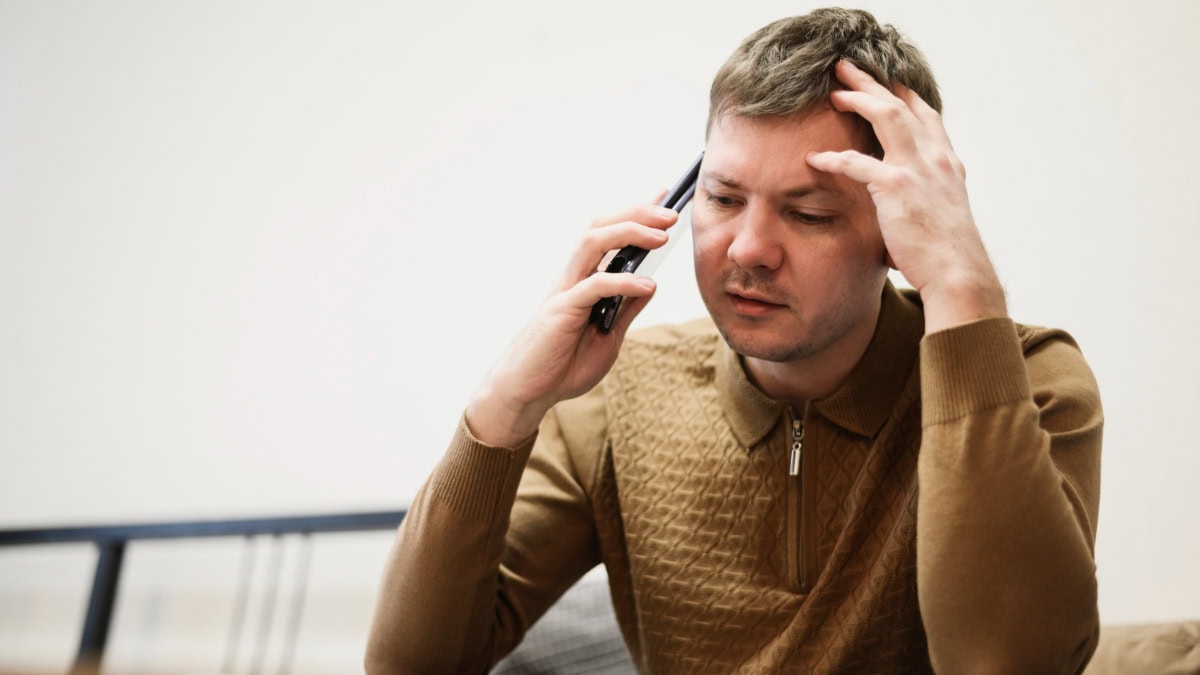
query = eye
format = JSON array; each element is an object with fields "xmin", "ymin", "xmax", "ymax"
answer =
[
  {"xmin": 788, "ymin": 211, "xmax": 835, "ymax": 225},
  {"xmin": 706, "ymin": 193, "xmax": 741, "ymax": 208}
]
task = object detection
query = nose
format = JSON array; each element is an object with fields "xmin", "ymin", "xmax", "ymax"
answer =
[{"xmin": 726, "ymin": 202, "xmax": 784, "ymax": 271}]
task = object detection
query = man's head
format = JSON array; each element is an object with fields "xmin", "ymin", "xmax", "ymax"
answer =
[
  {"xmin": 692, "ymin": 9, "xmax": 940, "ymax": 375},
  {"xmin": 707, "ymin": 8, "xmax": 941, "ymax": 157}
]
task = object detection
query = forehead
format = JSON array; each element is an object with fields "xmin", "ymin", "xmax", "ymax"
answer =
[{"xmin": 703, "ymin": 111, "xmax": 867, "ymax": 194}]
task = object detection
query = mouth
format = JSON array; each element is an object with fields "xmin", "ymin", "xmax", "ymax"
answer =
[{"xmin": 727, "ymin": 291, "xmax": 787, "ymax": 316}]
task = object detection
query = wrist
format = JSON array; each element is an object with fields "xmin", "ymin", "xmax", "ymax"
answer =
[
  {"xmin": 919, "ymin": 267, "xmax": 1008, "ymax": 334},
  {"xmin": 465, "ymin": 376, "xmax": 550, "ymax": 449}
]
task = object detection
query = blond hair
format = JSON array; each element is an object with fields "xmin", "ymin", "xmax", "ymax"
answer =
[{"xmin": 708, "ymin": 8, "xmax": 941, "ymax": 153}]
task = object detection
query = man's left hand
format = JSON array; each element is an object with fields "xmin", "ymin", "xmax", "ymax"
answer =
[{"xmin": 806, "ymin": 60, "xmax": 1007, "ymax": 333}]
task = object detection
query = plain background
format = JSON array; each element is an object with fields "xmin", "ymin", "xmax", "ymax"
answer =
[{"xmin": 2, "ymin": 0, "xmax": 1198, "ymax": 668}]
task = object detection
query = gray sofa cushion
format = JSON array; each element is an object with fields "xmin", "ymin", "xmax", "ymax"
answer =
[{"xmin": 494, "ymin": 572, "xmax": 633, "ymax": 674}]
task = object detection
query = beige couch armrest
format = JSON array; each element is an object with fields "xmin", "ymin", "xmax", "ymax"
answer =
[{"xmin": 1083, "ymin": 620, "xmax": 1200, "ymax": 675}]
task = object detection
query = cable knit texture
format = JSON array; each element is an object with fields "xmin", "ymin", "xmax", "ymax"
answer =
[
  {"xmin": 365, "ymin": 285, "xmax": 1103, "ymax": 674},
  {"xmin": 599, "ymin": 324, "xmax": 927, "ymax": 672}
]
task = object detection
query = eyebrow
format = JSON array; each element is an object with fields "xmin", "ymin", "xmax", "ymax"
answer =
[{"xmin": 704, "ymin": 172, "xmax": 844, "ymax": 200}]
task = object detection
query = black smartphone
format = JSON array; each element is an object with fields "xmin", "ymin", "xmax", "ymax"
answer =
[{"xmin": 588, "ymin": 152, "xmax": 704, "ymax": 333}]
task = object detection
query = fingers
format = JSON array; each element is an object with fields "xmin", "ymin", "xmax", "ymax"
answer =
[
  {"xmin": 834, "ymin": 59, "xmax": 896, "ymax": 99},
  {"xmin": 829, "ymin": 61, "xmax": 965, "ymax": 182},
  {"xmin": 558, "ymin": 202, "xmax": 677, "ymax": 288},
  {"xmin": 834, "ymin": 61, "xmax": 959, "ymax": 158},
  {"xmin": 831, "ymin": 61, "xmax": 925, "ymax": 159},
  {"xmin": 587, "ymin": 202, "xmax": 677, "ymax": 231},
  {"xmin": 559, "ymin": 272, "xmax": 656, "ymax": 313},
  {"xmin": 546, "ymin": 197, "xmax": 676, "ymax": 332},
  {"xmin": 806, "ymin": 149, "xmax": 891, "ymax": 186},
  {"xmin": 895, "ymin": 85, "xmax": 955, "ymax": 152},
  {"xmin": 572, "ymin": 274, "xmax": 657, "ymax": 339},
  {"xmin": 561, "ymin": 219, "xmax": 672, "ymax": 287}
]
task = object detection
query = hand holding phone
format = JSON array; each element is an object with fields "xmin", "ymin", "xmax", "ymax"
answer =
[{"xmin": 588, "ymin": 153, "xmax": 703, "ymax": 333}]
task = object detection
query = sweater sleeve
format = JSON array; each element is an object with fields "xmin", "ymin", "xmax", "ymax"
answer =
[
  {"xmin": 916, "ymin": 318, "xmax": 1103, "ymax": 674},
  {"xmin": 364, "ymin": 398, "xmax": 605, "ymax": 674}
]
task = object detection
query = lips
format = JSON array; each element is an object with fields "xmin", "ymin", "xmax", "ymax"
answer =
[{"xmin": 727, "ymin": 291, "xmax": 787, "ymax": 316}]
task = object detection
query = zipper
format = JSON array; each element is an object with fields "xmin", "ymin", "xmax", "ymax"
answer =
[
  {"xmin": 787, "ymin": 406, "xmax": 806, "ymax": 591},
  {"xmin": 788, "ymin": 410, "xmax": 804, "ymax": 476}
]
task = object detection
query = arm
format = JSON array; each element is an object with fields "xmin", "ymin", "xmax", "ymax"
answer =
[
  {"xmin": 808, "ymin": 61, "xmax": 1101, "ymax": 671},
  {"xmin": 365, "ymin": 202, "xmax": 677, "ymax": 673},
  {"xmin": 917, "ymin": 319, "xmax": 1102, "ymax": 673},
  {"xmin": 364, "ymin": 403, "xmax": 605, "ymax": 673},
  {"xmin": 363, "ymin": 419, "xmax": 537, "ymax": 673}
]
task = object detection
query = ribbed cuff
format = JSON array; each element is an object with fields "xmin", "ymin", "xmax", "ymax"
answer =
[
  {"xmin": 426, "ymin": 414, "xmax": 538, "ymax": 523},
  {"xmin": 920, "ymin": 318, "xmax": 1032, "ymax": 426}
]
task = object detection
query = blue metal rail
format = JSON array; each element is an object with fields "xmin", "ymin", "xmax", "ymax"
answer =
[{"xmin": 0, "ymin": 510, "xmax": 407, "ymax": 671}]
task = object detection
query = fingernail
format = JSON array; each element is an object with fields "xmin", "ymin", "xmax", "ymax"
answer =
[
  {"xmin": 656, "ymin": 206, "xmax": 676, "ymax": 218},
  {"xmin": 637, "ymin": 277, "xmax": 656, "ymax": 290}
]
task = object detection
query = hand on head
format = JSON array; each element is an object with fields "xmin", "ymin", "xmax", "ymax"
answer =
[{"xmin": 806, "ymin": 61, "xmax": 1007, "ymax": 332}]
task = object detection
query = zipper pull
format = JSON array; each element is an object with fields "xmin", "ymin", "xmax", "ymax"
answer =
[{"xmin": 789, "ymin": 412, "xmax": 804, "ymax": 477}]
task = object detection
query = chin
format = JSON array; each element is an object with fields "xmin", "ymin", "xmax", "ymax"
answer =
[{"xmin": 716, "ymin": 322, "xmax": 816, "ymax": 363}]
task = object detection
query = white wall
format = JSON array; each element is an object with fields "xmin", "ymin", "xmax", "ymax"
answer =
[{"xmin": 1, "ymin": 0, "xmax": 1196, "ymax": 650}]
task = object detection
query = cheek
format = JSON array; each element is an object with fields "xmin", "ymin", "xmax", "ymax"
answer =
[
  {"xmin": 853, "ymin": 199, "xmax": 886, "ymax": 258},
  {"xmin": 836, "ymin": 231, "xmax": 890, "ymax": 291},
  {"xmin": 838, "ymin": 207, "xmax": 886, "ymax": 264},
  {"xmin": 690, "ymin": 223, "xmax": 732, "ymax": 294},
  {"xmin": 689, "ymin": 214, "xmax": 725, "ymax": 264},
  {"xmin": 843, "ymin": 229, "xmax": 884, "ymax": 264},
  {"xmin": 865, "ymin": 213, "xmax": 886, "ymax": 258}
]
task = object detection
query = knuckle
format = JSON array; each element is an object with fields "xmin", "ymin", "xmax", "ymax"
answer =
[
  {"xmin": 883, "ymin": 169, "xmax": 912, "ymax": 190},
  {"xmin": 883, "ymin": 102, "xmax": 906, "ymax": 122},
  {"xmin": 580, "ymin": 229, "xmax": 603, "ymax": 249},
  {"xmin": 930, "ymin": 151, "xmax": 966, "ymax": 178},
  {"xmin": 616, "ymin": 221, "xmax": 642, "ymax": 242},
  {"xmin": 951, "ymin": 156, "xmax": 966, "ymax": 178}
]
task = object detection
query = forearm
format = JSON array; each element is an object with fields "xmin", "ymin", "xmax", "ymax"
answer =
[
  {"xmin": 365, "ymin": 419, "xmax": 535, "ymax": 674},
  {"xmin": 916, "ymin": 319, "xmax": 1102, "ymax": 673}
]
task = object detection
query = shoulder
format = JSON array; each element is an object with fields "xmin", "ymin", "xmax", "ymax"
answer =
[
  {"xmin": 1013, "ymin": 321, "xmax": 1103, "ymax": 420},
  {"xmin": 1014, "ymin": 322, "xmax": 1096, "ymax": 385},
  {"xmin": 1014, "ymin": 321, "xmax": 1078, "ymax": 352}
]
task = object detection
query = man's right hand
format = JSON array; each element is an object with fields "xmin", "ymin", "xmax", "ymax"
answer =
[{"xmin": 464, "ymin": 201, "xmax": 679, "ymax": 449}]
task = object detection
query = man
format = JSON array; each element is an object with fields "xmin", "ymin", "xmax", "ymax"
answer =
[{"xmin": 366, "ymin": 8, "xmax": 1102, "ymax": 673}]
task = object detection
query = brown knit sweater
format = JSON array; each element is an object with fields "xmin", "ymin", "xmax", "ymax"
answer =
[{"xmin": 366, "ymin": 286, "xmax": 1103, "ymax": 673}]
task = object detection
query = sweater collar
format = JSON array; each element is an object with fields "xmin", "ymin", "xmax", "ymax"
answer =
[{"xmin": 714, "ymin": 282, "xmax": 925, "ymax": 448}]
